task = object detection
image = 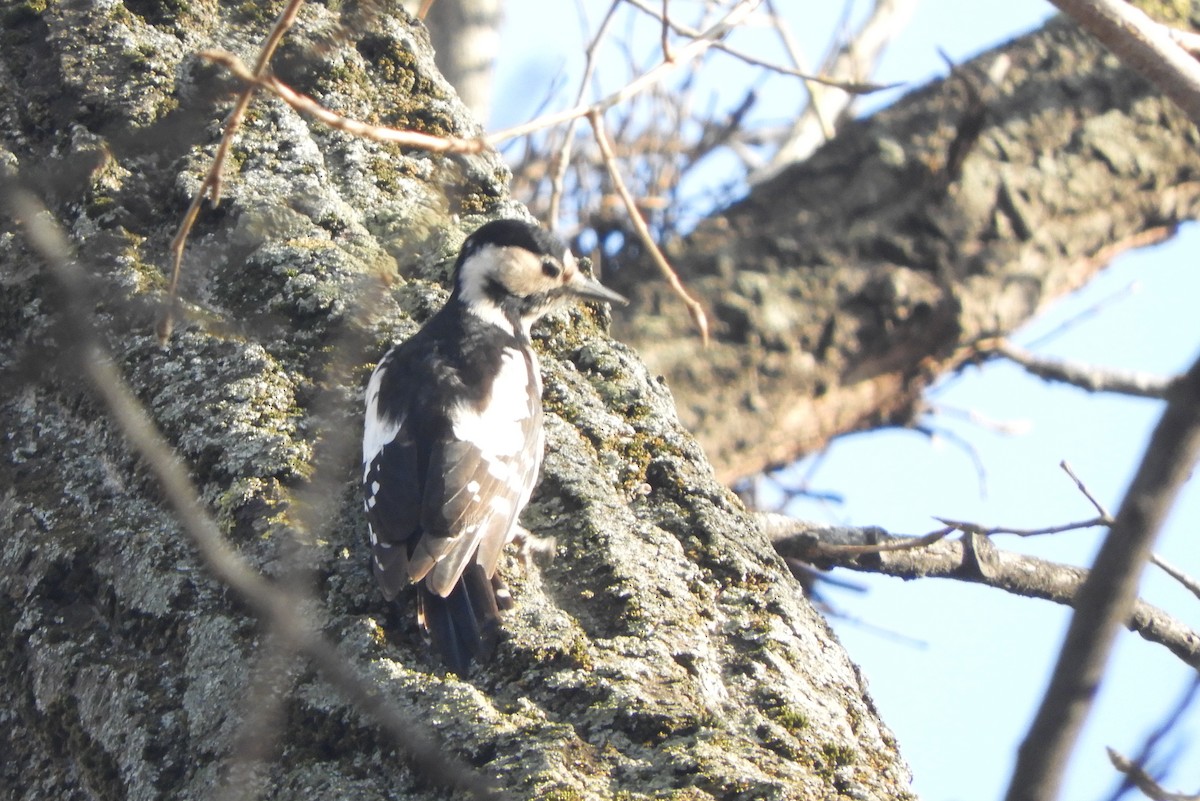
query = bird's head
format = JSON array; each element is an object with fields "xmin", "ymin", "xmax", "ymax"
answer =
[{"xmin": 452, "ymin": 219, "xmax": 627, "ymax": 338}]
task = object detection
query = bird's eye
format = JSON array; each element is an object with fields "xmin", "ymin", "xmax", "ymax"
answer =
[{"xmin": 541, "ymin": 260, "xmax": 562, "ymax": 279}]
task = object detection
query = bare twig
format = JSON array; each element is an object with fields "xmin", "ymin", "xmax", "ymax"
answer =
[
  {"xmin": 803, "ymin": 524, "xmax": 956, "ymax": 556},
  {"xmin": 588, "ymin": 109, "xmax": 709, "ymax": 342},
  {"xmin": 754, "ymin": 0, "xmax": 918, "ymax": 180},
  {"xmin": 547, "ymin": 0, "xmax": 622, "ymax": 229},
  {"xmin": 762, "ymin": 516, "xmax": 1200, "ymax": 670},
  {"xmin": 1107, "ymin": 747, "xmax": 1200, "ymax": 801},
  {"xmin": 1151, "ymin": 553, "xmax": 1200, "ymax": 602},
  {"xmin": 1060, "ymin": 460, "xmax": 1112, "ymax": 518},
  {"xmin": 1, "ymin": 177, "xmax": 499, "ymax": 801},
  {"xmin": 763, "ymin": 0, "xmax": 832, "ymax": 143},
  {"xmin": 623, "ymin": 0, "xmax": 899, "ymax": 92},
  {"xmin": 913, "ymin": 422, "xmax": 989, "ymax": 498},
  {"xmin": 929, "ymin": 461, "xmax": 1116, "ymax": 538},
  {"xmin": 928, "ymin": 402, "xmax": 1033, "ymax": 437},
  {"xmin": 933, "ymin": 515, "xmax": 1110, "ymax": 538},
  {"xmin": 202, "ymin": 50, "xmax": 487, "ymax": 153},
  {"xmin": 160, "ymin": 0, "xmax": 306, "ymax": 343},
  {"xmin": 486, "ymin": 0, "xmax": 761, "ymax": 145},
  {"xmin": 660, "ymin": 0, "xmax": 672, "ymax": 63},
  {"xmin": 1024, "ymin": 280, "xmax": 1142, "ymax": 349},
  {"xmin": 213, "ymin": 633, "xmax": 297, "ymax": 801},
  {"xmin": 1006, "ymin": 348, "xmax": 1200, "ymax": 801},
  {"xmin": 980, "ymin": 337, "xmax": 1175, "ymax": 399},
  {"xmin": 1105, "ymin": 676, "xmax": 1200, "ymax": 801}
]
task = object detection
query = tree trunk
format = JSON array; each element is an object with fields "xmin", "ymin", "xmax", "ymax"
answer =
[
  {"xmin": 612, "ymin": 16, "xmax": 1200, "ymax": 483},
  {"xmin": 423, "ymin": 0, "xmax": 503, "ymax": 123},
  {"xmin": 0, "ymin": 2, "xmax": 908, "ymax": 800}
]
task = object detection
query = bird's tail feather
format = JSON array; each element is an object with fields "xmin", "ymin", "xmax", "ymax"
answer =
[{"xmin": 418, "ymin": 563, "xmax": 502, "ymax": 676}]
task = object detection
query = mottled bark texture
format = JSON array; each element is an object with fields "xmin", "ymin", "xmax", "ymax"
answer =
[
  {"xmin": 611, "ymin": 16, "xmax": 1200, "ymax": 483},
  {"xmin": 0, "ymin": 2, "xmax": 908, "ymax": 800}
]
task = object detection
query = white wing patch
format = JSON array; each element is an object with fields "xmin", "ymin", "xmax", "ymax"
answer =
[
  {"xmin": 450, "ymin": 347, "xmax": 535, "ymax": 458},
  {"xmin": 362, "ymin": 358, "xmax": 404, "ymax": 482}
]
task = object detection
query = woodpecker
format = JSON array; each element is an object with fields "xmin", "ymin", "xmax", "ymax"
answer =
[{"xmin": 362, "ymin": 219, "xmax": 627, "ymax": 675}]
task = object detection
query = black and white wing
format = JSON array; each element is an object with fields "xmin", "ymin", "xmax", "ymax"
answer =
[
  {"xmin": 362, "ymin": 348, "xmax": 422, "ymax": 601},
  {"xmin": 362, "ymin": 342, "xmax": 543, "ymax": 600},
  {"xmin": 413, "ymin": 345, "xmax": 544, "ymax": 597}
]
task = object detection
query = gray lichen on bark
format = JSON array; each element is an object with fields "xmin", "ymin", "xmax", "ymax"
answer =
[{"xmin": 0, "ymin": 2, "xmax": 909, "ymax": 800}]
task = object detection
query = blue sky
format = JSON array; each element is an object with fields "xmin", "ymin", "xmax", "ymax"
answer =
[{"xmin": 492, "ymin": 3, "xmax": 1200, "ymax": 799}]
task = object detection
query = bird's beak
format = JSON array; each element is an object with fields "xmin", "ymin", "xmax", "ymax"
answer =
[{"xmin": 566, "ymin": 273, "xmax": 628, "ymax": 306}]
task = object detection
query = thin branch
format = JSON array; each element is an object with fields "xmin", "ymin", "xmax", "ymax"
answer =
[
  {"xmin": 202, "ymin": 50, "xmax": 487, "ymax": 153},
  {"xmin": 761, "ymin": 516, "xmax": 1200, "ymax": 670},
  {"xmin": 547, "ymin": 0, "xmax": 622, "ymax": 229},
  {"xmin": 1047, "ymin": 0, "xmax": 1200, "ymax": 126},
  {"xmin": 754, "ymin": 0, "xmax": 918, "ymax": 180},
  {"xmin": 486, "ymin": 0, "xmax": 761, "ymax": 145},
  {"xmin": 979, "ymin": 337, "xmax": 1176, "ymax": 399},
  {"xmin": 913, "ymin": 422, "xmax": 989, "ymax": 498},
  {"xmin": 623, "ymin": 0, "xmax": 898, "ymax": 92},
  {"xmin": 1025, "ymin": 279, "xmax": 1142, "ymax": 349},
  {"xmin": 801, "ymin": 524, "xmax": 956, "ymax": 556},
  {"xmin": 588, "ymin": 109, "xmax": 709, "ymax": 342},
  {"xmin": 929, "ymin": 402, "xmax": 1033, "ymax": 436},
  {"xmin": 1105, "ymin": 676, "xmax": 1200, "ymax": 801},
  {"xmin": 1, "ymin": 177, "xmax": 499, "ymax": 801},
  {"xmin": 933, "ymin": 515, "xmax": 1110, "ymax": 538},
  {"xmin": 660, "ymin": 0, "xmax": 672, "ymax": 63},
  {"xmin": 1108, "ymin": 747, "xmax": 1200, "ymax": 801},
  {"xmin": 1151, "ymin": 553, "xmax": 1200, "ymax": 602},
  {"xmin": 213, "ymin": 632, "xmax": 297, "ymax": 801},
  {"xmin": 1060, "ymin": 459, "xmax": 1112, "ymax": 518},
  {"xmin": 160, "ymin": 0, "xmax": 306, "ymax": 343},
  {"xmin": 763, "ymin": 0, "xmax": 831, "ymax": 143},
  {"xmin": 1006, "ymin": 347, "xmax": 1200, "ymax": 801}
]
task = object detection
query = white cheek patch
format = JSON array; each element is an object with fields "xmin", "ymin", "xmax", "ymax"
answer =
[{"xmin": 457, "ymin": 244, "xmax": 519, "ymax": 336}]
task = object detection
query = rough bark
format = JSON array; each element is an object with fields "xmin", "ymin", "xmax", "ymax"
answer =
[
  {"xmin": 0, "ymin": 2, "xmax": 908, "ymax": 800},
  {"xmin": 611, "ymin": 16, "xmax": 1200, "ymax": 483}
]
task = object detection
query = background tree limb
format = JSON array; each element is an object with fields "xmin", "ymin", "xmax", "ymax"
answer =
[{"xmin": 614, "ymin": 16, "xmax": 1200, "ymax": 482}]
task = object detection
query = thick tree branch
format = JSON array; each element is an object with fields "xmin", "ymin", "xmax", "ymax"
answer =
[
  {"xmin": 1048, "ymin": 0, "xmax": 1200, "ymax": 125},
  {"xmin": 979, "ymin": 337, "xmax": 1177, "ymax": 398},
  {"xmin": 762, "ymin": 516, "xmax": 1200, "ymax": 670},
  {"xmin": 616, "ymin": 17, "xmax": 1200, "ymax": 482}
]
